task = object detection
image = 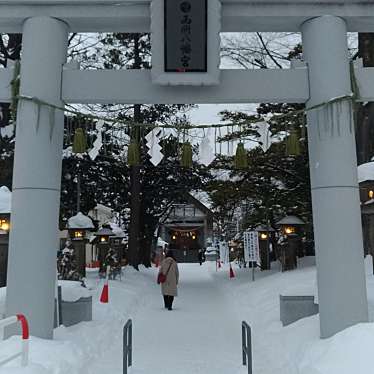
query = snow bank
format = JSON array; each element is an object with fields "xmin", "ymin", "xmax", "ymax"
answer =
[
  {"xmin": 0, "ymin": 266, "xmax": 153, "ymax": 374},
  {"xmin": 0, "ymin": 364, "xmax": 51, "ymax": 374},
  {"xmin": 0, "ymin": 335, "xmax": 88, "ymax": 374},
  {"xmin": 0, "ymin": 186, "xmax": 11, "ymax": 214},
  {"xmin": 358, "ymin": 161, "xmax": 374, "ymax": 183},
  {"xmin": 1, "ymin": 282, "xmax": 92, "ymax": 310},
  {"xmin": 58, "ymin": 281, "xmax": 92, "ymax": 302},
  {"xmin": 298, "ymin": 323, "xmax": 374, "ymax": 374}
]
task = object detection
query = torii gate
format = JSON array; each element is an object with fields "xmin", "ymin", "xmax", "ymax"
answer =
[{"xmin": 0, "ymin": 0, "xmax": 373, "ymax": 340}]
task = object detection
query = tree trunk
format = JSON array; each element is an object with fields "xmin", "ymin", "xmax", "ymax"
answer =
[
  {"xmin": 357, "ymin": 34, "xmax": 374, "ymax": 164},
  {"xmin": 127, "ymin": 35, "xmax": 142, "ymax": 269},
  {"xmin": 127, "ymin": 104, "xmax": 142, "ymax": 269}
]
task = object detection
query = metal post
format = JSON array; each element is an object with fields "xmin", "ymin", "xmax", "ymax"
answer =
[
  {"xmin": 241, "ymin": 323, "xmax": 247, "ymax": 366},
  {"xmin": 5, "ymin": 16, "xmax": 68, "ymax": 339},
  {"xmin": 128, "ymin": 322, "xmax": 132, "ymax": 366},
  {"xmin": 241, "ymin": 321, "xmax": 252, "ymax": 374},
  {"xmin": 301, "ymin": 16, "xmax": 368, "ymax": 338},
  {"xmin": 123, "ymin": 319, "xmax": 132, "ymax": 374}
]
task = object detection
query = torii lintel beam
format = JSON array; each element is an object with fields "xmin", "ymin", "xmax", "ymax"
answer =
[
  {"xmin": 1, "ymin": 0, "xmax": 374, "ymax": 33},
  {"xmin": 1, "ymin": 66, "xmax": 374, "ymax": 105}
]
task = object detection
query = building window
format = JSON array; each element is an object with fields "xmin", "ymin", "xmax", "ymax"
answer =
[{"xmin": 369, "ymin": 190, "xmax": 374, "ymax": 199}]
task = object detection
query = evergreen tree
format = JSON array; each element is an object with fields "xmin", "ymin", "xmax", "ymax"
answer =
[{"xmin": 206, "ymin": 103, "xmax": 312, "ymax": 239}]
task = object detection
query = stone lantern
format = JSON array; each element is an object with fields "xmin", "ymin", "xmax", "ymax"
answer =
[
  {"xmin": 67, "ymin": 212, "xmax": 95, "ymax": 277},
  {"xmin": 0, "ymin": 186, "xmax": 11, "ymax": 287},
  {"xmin": 276, "ymin": 215, "xmax": 305, "ymax": 271},
  {"xmin": 94, "ymin": 225, "xmax": 115, "ymax": 272},
  {"xmin": 109, "ymin": 224, "xmax": 126, "ymax": 259},
  {"xmin": 255, "ymin": 225, "xmax": 276, "ymax": 270}
]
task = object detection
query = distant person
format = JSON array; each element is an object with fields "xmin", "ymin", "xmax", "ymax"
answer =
[
  {"xmin": 158, "ymin": 250, "xmax": 179, "ymax": 310},
  {"xmin": 198, "ymin": 249, "xmax": 204, "ymax": 265}
]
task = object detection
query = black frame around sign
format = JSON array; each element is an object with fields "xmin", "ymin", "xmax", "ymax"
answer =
[{"xmin": 164, "ymin": 0, "xmax": 208, "ymax": 73}]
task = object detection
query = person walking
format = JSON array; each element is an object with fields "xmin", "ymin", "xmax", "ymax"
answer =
[
  {"xmin": 198, "ymin": 249, "xmax": 204, "ymax": 266},
  {"xmin": 158, "ymin": 250, "xmax": 179, "ymax": 310}
]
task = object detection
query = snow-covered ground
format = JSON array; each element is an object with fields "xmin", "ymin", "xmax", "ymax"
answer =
[{"xmin": 1, "ymin": 257, "xmax": 374, "ymax": 374}]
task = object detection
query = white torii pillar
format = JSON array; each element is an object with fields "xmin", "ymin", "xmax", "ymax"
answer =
[
  {"xmin": 6, "ymin": 17, "xmax": 68, "ymax": 339},
  {"xmin": 302, "ymin": 16, "xmax": 369, "ymax": 338}
]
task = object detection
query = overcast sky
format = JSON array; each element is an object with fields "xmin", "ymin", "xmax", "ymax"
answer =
[{"xmin": 188, "ymin": 103, "xmax": 258, "ymax": 125}]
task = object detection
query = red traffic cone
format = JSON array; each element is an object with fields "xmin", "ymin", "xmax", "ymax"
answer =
[
  {"xmin": 100, "ymin": 266, "xmax": 110, "ymax": 303},
  {"xmin": 229, "ymin": 264, "xmax": 235, "ymax": 279},
  {"xmin": 100, "ymin": 283, "xmax": 109, "ymax": 303}
]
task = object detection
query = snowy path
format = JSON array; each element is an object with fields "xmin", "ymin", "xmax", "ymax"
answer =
[
  {"xmin": 4, "ymin": 258, "xmax": 374, "ymax": 374},
  {"xmin": 84, "ymin": 263, "xmax": 244, "ymax": 374},
  {"xmin": 133, "ymin": 264, "xmax": 243, "ymax": 374}
]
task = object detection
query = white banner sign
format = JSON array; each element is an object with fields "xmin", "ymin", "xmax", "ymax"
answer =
[
  {"xmin": 219, "ymin": 241, "xmax": 229, "ymax": 264},
  {"xmin": 243, "ymin": 231, "xmax": 260, "ymax": 262}
]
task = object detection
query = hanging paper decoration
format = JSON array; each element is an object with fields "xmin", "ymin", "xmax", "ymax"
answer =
[
  {"xmin": 10, "ymin": 60, "xmax": 21, "ymax": 122},
  {"xmin": 145, "ymin": 127, "xmax": 164, "ymax": 166},
  {"xmin": 226, "ymin": 126, "xmax": 234, "ymax": 156},
  {"xmin": 180, "ymin": 142, "xmax": 193, "ymax": 168},
  {"xmin": 199, "ymin": 130, "xmax": 215, "ymax": 166},
  {"xmin": 89, "ymin": 119, "xmax": 105, "ymax": 161},
  {"xmin": 286, "ymin": 126, "xmax": 301, "ymax": 156},
  {"xmin": 72, "ymin": 128, "xmax": 87, "ymax": 154},
  {"xmin": 256, "ymin": 121, "xmax": 272, "ymax": 153},
  {"xmin": 234, "ymin": 142, "xmax": 248, "ymax": 169},
  {"xmin": 128, "ymin": 141, "xmax": 140, "ymax": 166}
]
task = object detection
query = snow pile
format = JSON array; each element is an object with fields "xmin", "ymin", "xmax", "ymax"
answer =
[
  {"xmin": 298, "ymin": 323, "xmax": 374, "ymax": 374},
  {"xmin": 358, "ymin": 161, "xmax": 374, "ymax": 183},
  {"xmin": 58, "ymin": 281, "xmax": 92, "ymax": 302},
  {"xmin": 0, "ymin": 186, "xmax": 11, "ymax": 214},
  {"xmin": 108, "ymin": 222, "xmax": 125, "ymax": 238},
  {"xmin": 0, "ymin": 335, "xmax": 87, "ymax": 374},
  {"xmin": 67, "ymin": 212, "xmax": 94, "ymax": 229},
  {"xmin": 0, "ymin": 267, "xmax": 153, "ymax": 374},
  {"xmin": 0, "ymin": 364, "xmax": 51, "ymax": 374}
]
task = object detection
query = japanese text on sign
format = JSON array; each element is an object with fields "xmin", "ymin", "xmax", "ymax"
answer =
[
  {"xmin": 164, "ymin": 0, "xmax": 208, "ymax": 72},
  {"xmin": 243, "ymin": 231, "xmax": 260, "ymax": 263}
]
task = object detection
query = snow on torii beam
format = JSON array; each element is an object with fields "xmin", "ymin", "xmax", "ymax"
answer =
[
  {"xmin": 0, "ymin": 0, "xmax": 374, "ymax": 33},
  {"xmin": 3, "ymin": 65, "xmax": 374, "ymax": 105}
]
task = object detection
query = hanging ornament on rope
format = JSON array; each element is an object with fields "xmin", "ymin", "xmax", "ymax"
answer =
[
  {"xmin": 285, "ymin": 126, "xmax": 301, "ymax": 156},
  {"xmin": 88, "ymin": 119, "xmax": 105, "ymax": 161},
  {"xmin": 10, "ymin": 60, "xmax": 21, "ymax": 122},
  {"xmin": 128, "ymin": 141, "xmax": 140, "ymax": 166},
  {"xmin": 72, "ymin": 127, "xmax": 87, "ymax": 154},
  {"xmin": 199, "ymin": 129, "xmax": 215, "ymax": 166},
  {"xmin": 257, "ymin": 121, "xmax": 272, "ymax": 153},
  {"xmin": 180, "ymin": 141, "xmax": 193, "ymax": 168},
  {"xmin": 145, "ymin": 127, "xmax": 164, "ymax": 166},
  {"xmin": 234, "ymin": 142, "xmax": 248, "ymax": 169}
]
